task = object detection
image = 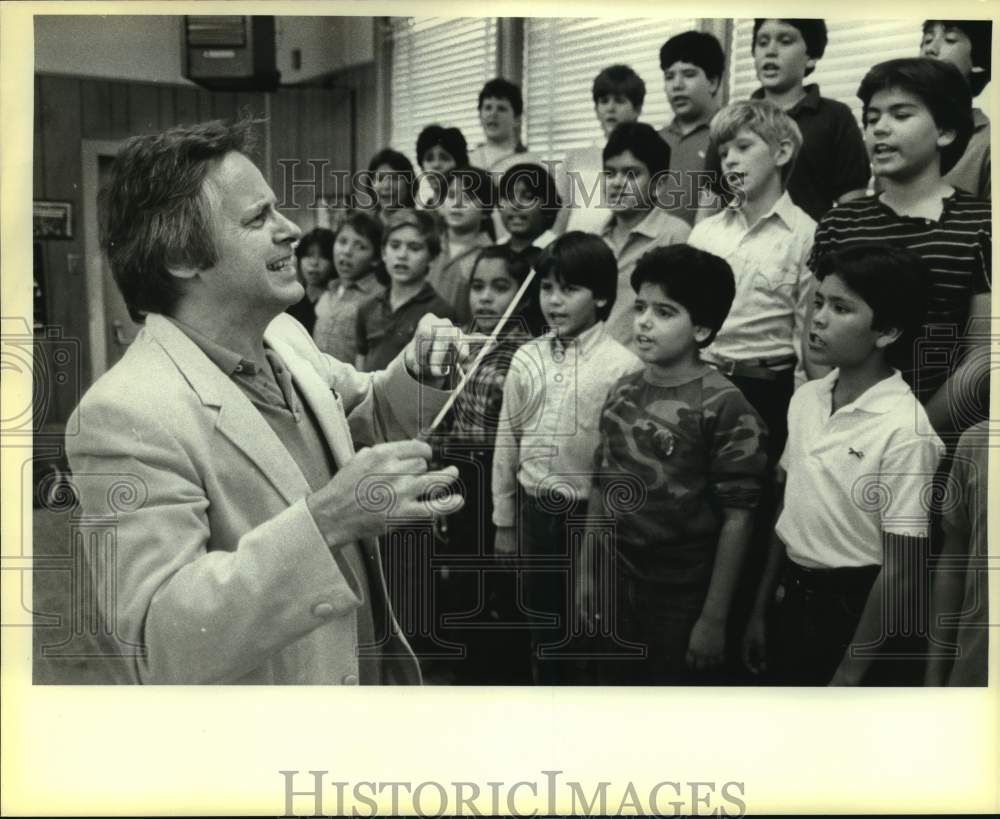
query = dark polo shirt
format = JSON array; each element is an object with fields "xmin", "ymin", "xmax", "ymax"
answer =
[
  {"xmin": 356, "ymin": 280, "xmax": 456, "ymax": 372},
  {"xmin": 752, "ymin": 84, "xmax": 871, "ymax": 222}
]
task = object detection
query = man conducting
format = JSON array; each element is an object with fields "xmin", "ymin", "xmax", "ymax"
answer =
[{"xmin": 67, "ymin": 118, "xmax": 464, "ymax": 684}]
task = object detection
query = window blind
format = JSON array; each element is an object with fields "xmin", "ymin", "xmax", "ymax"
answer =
[
  {"xmin": 523, "ymin": 17, "xmax": 697, "ymax": 162},
  {"xmin": 728, "ymin": 18, "xmax": 927, "ymax": 124},
  {"xmin": 389, "ymin": 17, "xmax": 498, "ymax": 165}
]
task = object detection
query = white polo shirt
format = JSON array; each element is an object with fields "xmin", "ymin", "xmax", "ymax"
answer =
[{"xmin": 776, "ymin": 370, "xmax": 944, "ymax": 569}]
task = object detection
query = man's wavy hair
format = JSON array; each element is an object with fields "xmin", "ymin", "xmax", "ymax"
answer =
[{"xmin": 99, "ymin": 116, "xmax": 261, "ymax": 322}]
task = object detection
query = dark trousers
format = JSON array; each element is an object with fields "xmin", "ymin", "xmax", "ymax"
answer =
[
  {"xmin": 595, "ymin": 571, "xmax": 713, "ymax": 685},
  {"xmin": 520, "ymin": 490, "xmax": 590, "ymax": 685},
  {"xmin": 430, "ymin": 450, "xmax": 531, "ymax": 685},
  {"xmin": 772, "ymin": 559, "xmax": 880, "ymax": 685}
]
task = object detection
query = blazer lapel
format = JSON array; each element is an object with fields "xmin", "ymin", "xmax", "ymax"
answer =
[{"xmin": 144, "ymin": 315, "xmax": 309, "ymax": 506}]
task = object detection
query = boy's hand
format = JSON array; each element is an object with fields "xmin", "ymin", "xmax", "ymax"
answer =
[
  {"xmin": 742, "ymin": 613, "xmax": 768, "ymax": 675},
  {"xmin": 494, "ymin": 526, "xmax": 516, "ymax": 564},
  {"xmin": 686, "ymin": 614, "xmax": 726, "ymax": 671}
]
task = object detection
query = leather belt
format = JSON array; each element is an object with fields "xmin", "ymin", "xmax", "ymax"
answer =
[{"xmin": 708, "ymin": 354, "xmax": 796, "ymax": 381}]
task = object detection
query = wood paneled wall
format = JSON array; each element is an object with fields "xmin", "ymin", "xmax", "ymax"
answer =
[{"xmin": 33, "ymin": 66, "xmax": 375, "ymax": 427}]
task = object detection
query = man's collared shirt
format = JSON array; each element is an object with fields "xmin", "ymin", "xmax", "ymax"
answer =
[
  {"xmin": 313, "ymin": 272, "xmax": 385, "ymax": 364},
  {"xmin": 751, "ymin": 83, "xmax": 871, "ymax": 222},
  {"xmin": 600, "ymin": 206, "xmax": 691, "ymax": 346},
  {"xmin": 777, "ymin": 369, "xmax": 944, "ymax": 569},
  {"xmin": 687, "ymin": 190, "xmax": 816, "ymax": 381},
  {"xmin": 164, "ymin": 316, "xmax": 381, "ymax": 683},
  {"xmin": 491, "ymin": 320, "xmax": 642, "ymax": 527}
]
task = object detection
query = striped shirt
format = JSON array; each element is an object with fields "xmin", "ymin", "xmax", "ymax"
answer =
[{"xmin": 809, "ymin": 192, "xmax": 992, "ymax": 401}]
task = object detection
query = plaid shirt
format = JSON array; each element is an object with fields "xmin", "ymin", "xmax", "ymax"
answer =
[{"xmin": 435, "ymin": 328, "xmax": 529, "ymax": 449}]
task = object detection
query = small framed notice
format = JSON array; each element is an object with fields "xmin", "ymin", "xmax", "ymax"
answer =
[{"xmin": 32, "ymin": 200, "xmax": 73, "ymax": 239}]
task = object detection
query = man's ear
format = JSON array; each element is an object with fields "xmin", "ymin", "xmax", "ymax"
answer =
[
  {"xmin": 708, "ymin": 75, "xmax": 721, "ymax": 97},
  {"xmin": 693, "ymin": 325, "xmax": 712, "ymax": 345},
  {"xmin": 874, "ymin": 326, "xmax": 903, "ymax": 348}
]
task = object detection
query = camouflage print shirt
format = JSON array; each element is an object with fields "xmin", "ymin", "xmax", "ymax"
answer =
[{"xmin": 593, "ymin": 364, "xmax": 768, "ymax": 586}]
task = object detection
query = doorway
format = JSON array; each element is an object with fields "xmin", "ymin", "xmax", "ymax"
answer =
[{"xmin": 81, "ymin": 140, "xmax": 143, "ymax": 378}]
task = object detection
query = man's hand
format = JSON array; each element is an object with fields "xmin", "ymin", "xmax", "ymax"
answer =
[
  {"xmin": 404, "ymin": 314, "xmax": 470, "ymax": 384},
  {"xmin": 307, "ymin": 439, "xmax": 462, "ymax": 546},
  {"xmin": 686, "ymin": 613, "xmax": 726, "ymax": 671}
]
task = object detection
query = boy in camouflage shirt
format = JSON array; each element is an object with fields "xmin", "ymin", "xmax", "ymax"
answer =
[{"xmin": 581, "ymin": 245, "xmax": 768, "ymax": 684}]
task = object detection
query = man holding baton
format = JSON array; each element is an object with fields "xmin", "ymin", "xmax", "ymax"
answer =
[{"xmin": 67, "ymin": 118, "xmax": 464, "ymax": 684}]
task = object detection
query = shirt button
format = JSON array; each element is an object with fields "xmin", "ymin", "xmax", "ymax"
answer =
[
  {"xmin": 341, "ymin": 673, "xmax": 359, "ymax": 685},
  {"xmin": 554, "ymin": 373, "xmax": 563, "ymax": 383},
  {"xmin": 312, "ymin": 602, "xmax": 335, "ymax": 618}
]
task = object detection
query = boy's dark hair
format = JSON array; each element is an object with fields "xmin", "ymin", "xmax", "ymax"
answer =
[
  {"xmin": 471, "ymin": 244, "xmax": 532, "ymax": 286},
  {"xmin": 592, "ymin": 64, "xmax": 646, "ymax": 110},
  {"xmin": 498, "ymin": 163, "xmax": 562, "ymax": 231},
  {"xmin": 603, "ymin": 122, "xmax": 672, "ymax": 176},
  {"xmin": 416, "ymin": 124, "xmax": 469, "ymax": 168},
  {"xmin": 659, "ymin": 31, "xmax": 726, "ymax": 82},
  {"xmin": 99, "ymin": 116, "xmax": 260, "ymax": 322},
  {"xmin": 813, "ymin": 243, "xmax": 929, "ymax": 360},
  {"xmin": 752, "ymin": 19, "xmax": 828, "ymax": 76},
  {"xmin": 534, "ymin": 231, "xmax": 618, "ymax": 322},
  {"xmin": 366, "ymin": 147, "xmax": 416, "ymax": 209},
  {"xmin": 857, "ymin": 57, "xmax": 974, "ymax": 175},
  {"xmin": 922, "ymin": 20, "xmax": 992, "ymax": 96},
  {"xmin": 478, "ymin": 77, "xmax": 524, "ymax": 116},
  {"xmin": 335, "ymin": 210, "xmax": 383, "ymax": 252},
  {"xmin": 295, "ymin": 227, "xmax": 336, "ymax": 262},
  {"xmin": 382, "ymin": 209, "xmax": 442, "ymax": 260},
  {"xmin": 367, "ymin": 147, "xmax": 414, "ymax": 175},
  {"xmin": 630, "ymin": 245, "xmax": 736, "ymax": 348}
]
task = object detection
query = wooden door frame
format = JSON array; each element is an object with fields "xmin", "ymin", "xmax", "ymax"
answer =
[{"xmin": 81, "ymin": 139, "xmax": 124, "ymax": 379}]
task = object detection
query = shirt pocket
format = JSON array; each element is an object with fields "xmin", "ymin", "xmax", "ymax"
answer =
[{"xmin": 736, "ymin": 250, "xmax": 799, "ymax": 313}]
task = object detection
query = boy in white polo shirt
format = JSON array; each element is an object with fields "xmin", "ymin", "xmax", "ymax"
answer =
[{"xmin": 742, "ymin": 244, "xmax": 945, "ymax": 685}]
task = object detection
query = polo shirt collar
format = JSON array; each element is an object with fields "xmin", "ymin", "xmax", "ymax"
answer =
[
  {"xmin": 601, "ymin": 206, "xmax": 673, "ymax": 241},
  {"xmin": 751, "ymin": 83, "xmax": 820, "ymax": 112},
  {"xmin": 338, "ymin": 271, "xmax": 382, "ymax": 294},
  {"xmin": 663, "ymin": 115, "xmax": 713, "ymax": 139},
  {"xmin": 378, "ymin": 280, "xmax": 438, "ymax": 313},
  {"xmin": 821, "ymin": 368, "xmax": 911, "ymax": 415}
]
